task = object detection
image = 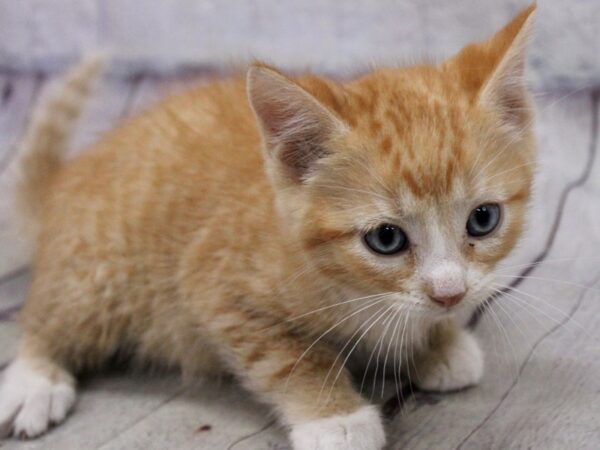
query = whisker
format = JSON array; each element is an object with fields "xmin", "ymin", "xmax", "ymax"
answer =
[
  {"xmin": 381, "ymin": 308, "xmax": 405, "ymax": 398},
  {"xmin": 390, "ymin": 308, "xmax": 414, "ymax": 403},
  {"xmin": 296, "ymin": 182, "xmax": 391, "ymax": 203},
  {"xmin": 480, "ymin": 310, "xmax": 505, "ymax": 373},
  {"xmin": 495, "ymin": 283, "xmax": 582, "ymax": 320},
  {"xmin": 369, "ymin": 306, "xmax": 396, "ymax": 402},
  {"xmin": 264, "ymin": 291, "xmax": 396, "ymax": 332},
  {"xmin": 487, "ymin": 289, "xmax": 531, "ymax": 376},
  {"xmin": 482, "ymin": 302, "xmax": 517, "ymax": 377},
  {"xmin": 498, "ymin": 291, "xmax": 589, "ymax": 359},
  {"xmin": 495, "ymin": 289, "xmax": 556, "ymax": 333},
  {"xmin": 359, "ymin": 307, "xmax": 395, "ymax": 396},
  {"xmin": 478, "ymin": 177, "xmax": 533, "ymax": 193},
  {"xmin": 495, "ymin": 286, "xmax": 584, "ymax": 337},
  {"xmin": 321, "ymin": 303, "xmax": 399, "ymax": 407},
  {"xmin": 493, "ymin": 275, "xmax": 600, "ymax": 294},
  {"xmin": 493, "ymin": 283, "xmax": 593, "ymax": 338},
  {"xmin": 283, "ymin": 295, "xmax": 392, "ymax": 394},
  {"xmin": 496, "ymin": 256, "xmax": 600, "ymax": 273},
  {"xmin": 488, "ymin": 287, "xmax": 539, "ymax": 342},
  {"xmin": 483, "ymin": 159, "xmax": 538, "ymax": 184},
  {"xmin": 391, "ymin": 308, "xmax": 403, "ymax": 403}
]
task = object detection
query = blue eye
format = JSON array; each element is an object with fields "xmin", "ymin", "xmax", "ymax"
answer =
[
  {"xmin": 364, "ymin": 224, "xmax": 408, "ymax": 255},
  {"xmin": 467, "ymin": 204, "xmax": 501, "ymax": 237}
]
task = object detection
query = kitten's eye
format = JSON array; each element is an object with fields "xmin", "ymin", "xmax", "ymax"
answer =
[
  {"xmin": 364, "ymin": 224, "xmax": 408, "ymax": 255},
  {"xmin": 467, "ymin": 203, "xmax": 501, "ymax": 237}
]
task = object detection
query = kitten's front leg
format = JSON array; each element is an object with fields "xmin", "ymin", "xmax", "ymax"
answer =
[
  {"xmin": 215, "ymin": 316, "xmax": 385, "ymax": 450},
  {"xmin": 412, "ymin": 319, "xmax": 484, "ymax": 392}
]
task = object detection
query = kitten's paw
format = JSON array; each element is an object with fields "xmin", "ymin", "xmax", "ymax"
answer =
[
  {"xmin": 290, "ymin": 405, "xmax": 385, "ymax": 450},
  {"xmin": 415, "ymin": 329, "xmax": 484, "ymax": 392},
  {"xmin": 0, "ymin": 359, "xmax": 76, "ymax": 439}
]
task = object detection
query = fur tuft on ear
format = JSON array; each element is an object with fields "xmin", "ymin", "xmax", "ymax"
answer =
[
  {"xmin": 444, "ymin": 4, "xmax": 536, "ymax": 130},
  {"xmin": 247, "ymin": 65, "xmax": 345, "ymax": 183}
]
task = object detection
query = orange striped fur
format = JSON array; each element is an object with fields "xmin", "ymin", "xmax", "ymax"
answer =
[{"xmin": 1, "ymin": 5, "xmax": 537, "ymax": 448}]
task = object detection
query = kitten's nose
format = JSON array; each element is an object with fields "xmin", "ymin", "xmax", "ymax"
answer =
[
  {"xmin": 423, "ymin": 261, "xmax": 467, "ymax": 308},
  {"xmin": 429, "ymin": 292, "xmax": 465, "ymax": 307}
]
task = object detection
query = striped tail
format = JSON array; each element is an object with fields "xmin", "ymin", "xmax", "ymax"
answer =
[{"xmin": 15, "ymin": 54, "xmax": 106, "ymax": 235}]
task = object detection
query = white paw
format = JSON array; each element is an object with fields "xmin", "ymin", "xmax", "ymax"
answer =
[
  {"xmin": 416, "ymin": 330, "xmax": 484, "ymax": 392},
  {"xmin": 0, "ymin": 359, "xmax": 76, "ymax": 439},
  {"xmin": 290, "ymin": 405, "xmax": 385, "ymax": 450}
]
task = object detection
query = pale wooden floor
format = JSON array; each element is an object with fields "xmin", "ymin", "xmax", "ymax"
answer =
[{"xmin": 0, "ymin": 73, "xmax": 598, "ymax": 449}]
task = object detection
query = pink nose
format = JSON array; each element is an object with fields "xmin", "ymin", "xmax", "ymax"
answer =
[{"xmin": 429, "ymin": 292, "xmax": 465, "ymax": 307}]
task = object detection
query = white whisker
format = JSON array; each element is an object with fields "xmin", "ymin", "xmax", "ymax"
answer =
[
  {"xmin": 321, "ymin": 302, "xmax": 398, "ymax": 406},
  {"xmin": 494, "ymin": 274, "xmax": 600, "ymax": 294},
  {"xmin": 381, "ymin": 308, "xmax": 405, "ymax": 398},
  {"xmin": 283, "ymin": 295, "xmax": 392, "ymax": 394}
]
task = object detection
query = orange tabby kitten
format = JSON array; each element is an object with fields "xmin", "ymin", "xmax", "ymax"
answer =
[{"xmin": 0, "ymin": 5, "xmax": 536, "ymax": 449}]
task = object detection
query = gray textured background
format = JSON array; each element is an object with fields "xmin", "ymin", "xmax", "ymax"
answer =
[
  {"xmin": 0, "ymin": 0, "xmax": 598, "ymax": 89},
  {"xmin": 0, "ymin": 1, "xmax": 599, "ymax": 449}
]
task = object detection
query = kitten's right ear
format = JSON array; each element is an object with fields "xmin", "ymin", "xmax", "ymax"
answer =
[{"xmin": 247, "ymin": 65, "xmax": 345, "ymax": 183}]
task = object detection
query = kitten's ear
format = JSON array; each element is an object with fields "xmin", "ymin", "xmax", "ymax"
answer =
[
  {"xmin": 247, "ymin": 65, "xmax": 345, "ymax": 183},
  {"xmin": 445, "ymin": 4, "xmax": 536, "ymax": 130}
]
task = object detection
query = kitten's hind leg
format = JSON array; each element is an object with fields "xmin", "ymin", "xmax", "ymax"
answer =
[{"xmin": 0, "ymin": 338, "xmax": 76, "ymax": 439}]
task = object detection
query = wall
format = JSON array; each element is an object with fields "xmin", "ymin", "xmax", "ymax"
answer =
[{"xmin": 0, "ymin": 0, "xmax": 598, "ymax": 89}]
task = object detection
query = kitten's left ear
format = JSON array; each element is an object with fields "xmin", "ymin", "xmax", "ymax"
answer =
[
  {"xmin": 247, "ymin": 65, "xmax": 346, "ymax": 184},
  {"xmin": 445, "ymin": 4, "xmax": 536, "ymax": 130}
]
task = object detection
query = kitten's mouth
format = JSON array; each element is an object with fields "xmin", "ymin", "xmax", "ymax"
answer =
[{"xmin": 429, "ymin": 307, "xmax": 459, "ymax": 320}]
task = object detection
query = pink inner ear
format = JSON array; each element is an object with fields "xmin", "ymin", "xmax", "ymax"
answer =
[
  {"xmin": 277, "ymin": 133, "xmax": 330, "ymax": 181},
  {"xmin": 248, "ymin": 66, "xmax": 342, "ymax": 181}
]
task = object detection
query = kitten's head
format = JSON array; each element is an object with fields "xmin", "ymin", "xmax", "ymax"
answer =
[{"xmin": 248, "ymin": 5, "xmax": 536, "ymax": 319}]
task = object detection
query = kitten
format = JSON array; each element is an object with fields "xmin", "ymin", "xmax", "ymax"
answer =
[{"xmin": 0, "ymin": 5, "xmax": 536, "ymax": 449}]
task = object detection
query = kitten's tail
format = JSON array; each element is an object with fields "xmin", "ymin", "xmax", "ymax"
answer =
[{"xmin": 16, "ymin": 54, "xmax": 106, "ymax": 233}]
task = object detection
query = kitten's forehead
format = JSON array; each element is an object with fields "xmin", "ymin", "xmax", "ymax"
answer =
[
  {"xmin": 315, "ymin": 68, "xmax": 531, "ymax": 219},
  {"xmin": 369, "ymin": 183, "xmax": 469, "ymax": 226},
  {"xmin": 341, "ymin": 70, "xmax": 481, "ymax": 198}
]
